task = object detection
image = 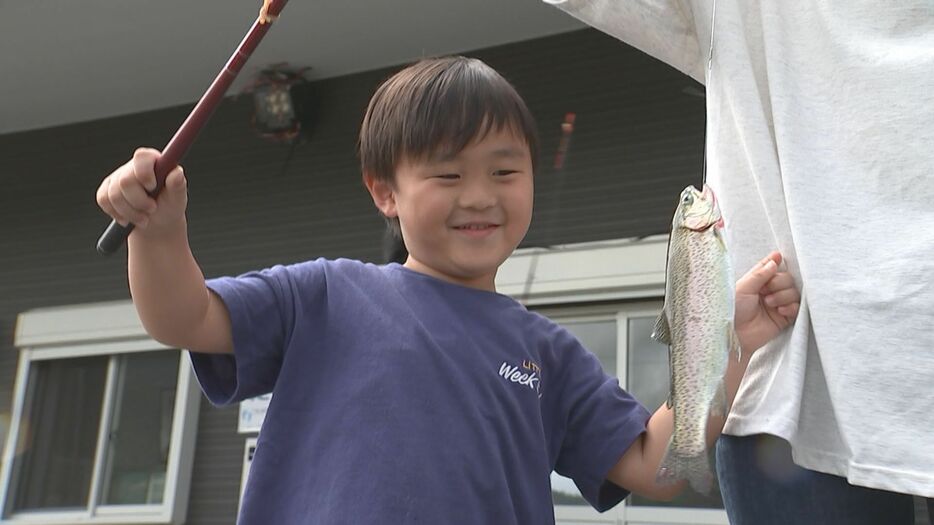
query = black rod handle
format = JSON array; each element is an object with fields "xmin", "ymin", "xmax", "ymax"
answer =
[{"xmin": 96, "ymin": 221, "xmax": 136, "ymax": 255}]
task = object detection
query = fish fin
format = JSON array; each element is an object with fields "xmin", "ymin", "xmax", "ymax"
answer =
[
  {"xmin": 653, "ymin": 312, "xmax": 676, "ymax": 408},
  {"xmin": 652, "ymin": 311, "xmax": 672, "ymax": 345},
  {"xmin": 729, "ymin": 328, "xmax": 742, "ymax": 363},
  {"xmin": 709, "ymin": 381, "xmax": 727, "ymax": 417},
  {"xmin": 715, "ymin": 225, "xmax": 728, "ymax": 249},
  {"xmin": 656, "ymin": 446, "xmax": 714, "ymax": 495}
]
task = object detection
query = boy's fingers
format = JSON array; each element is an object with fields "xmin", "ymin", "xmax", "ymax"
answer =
[
  {"xmin": 97, "ymin": 177, "xmax": 125, "ymax": 223},
  {"xmin": 163, "ymin": 167, "xmax": 187, "ymax": 199},
  {"xmin": 118, "ymin": 172, "xmax": 157, "ymax": 213},
  {"xmin": 737, "ymin": 258, "xmax": 779, "ymax": 295},
  {"xmin": 131, "ymin": 148, "xmax": 160, "ymax": 192},
  {"xmin": 762, "ymin": 251, "xmax": 782, "ymax": 267},
  {"xmin": 763, "ymin": 272, "xmax": 795, "ymax": 294},
  {"xmin": 108, "ymin": 179, "xmax": 149, "ymax": 226},
  {"xmin": 764, "ymin": 288, "xmax": 799, "ymax": 307},
  {"xmin": 96, "ymin": 175, "xmax": 113, "ymax": 212},
  {"xmin": 777, "ymin": 303, "xmax": 799, "ymax": 319},
  {"xmin": 96, "ymin": 150, "xmax": 165, "ymax": 227},
  {"xmin": 110, "ymin": 197, "xmax": 147, "ymax": 227},
  {"xmin": 154, "ymin": 167, "xmax": 188, "ymax": 216}
]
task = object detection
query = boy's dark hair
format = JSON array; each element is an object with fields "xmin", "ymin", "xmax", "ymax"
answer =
[{"xmin": 359, "ymin": 56, "xmax": 539, "ymax": 250}]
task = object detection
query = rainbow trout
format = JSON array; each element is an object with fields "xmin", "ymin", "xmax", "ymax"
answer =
[{"xmin": 652, "ymin": 184, "xmax": 737, "ymax": 493}]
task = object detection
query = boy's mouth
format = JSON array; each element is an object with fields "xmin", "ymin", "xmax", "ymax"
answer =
[{"xmin": 453, "ymin": 222, "xmax": 500, "ymax": 238}]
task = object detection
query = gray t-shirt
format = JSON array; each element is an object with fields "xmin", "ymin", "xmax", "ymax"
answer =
[{"xmin": 546, "ymin": 0, "xmax": 934, "ymax": 497}]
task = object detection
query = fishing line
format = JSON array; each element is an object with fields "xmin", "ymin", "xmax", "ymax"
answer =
[{"xmin": 702, "ymin": 0, "xmax": 718, "ymax": 188}]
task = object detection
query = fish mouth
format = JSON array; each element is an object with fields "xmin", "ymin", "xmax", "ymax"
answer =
[
  {"xmin": 683, "ymin": 213, "xmax": 721, "ymax": 232},
  {"xmin": 685, "ymin": 221, "xmax": 718, "ymax": 232},
  {"xmin": 686, "ymin": 185, "xmax": 724, "ymax": 231}
]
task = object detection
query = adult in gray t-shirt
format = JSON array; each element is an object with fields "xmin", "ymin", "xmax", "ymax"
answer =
[{"xmin": 545, "ymin": 0, "xmax": 934, "ymax": 523}]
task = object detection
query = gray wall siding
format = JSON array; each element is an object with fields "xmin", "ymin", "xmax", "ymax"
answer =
[{"xmin": 0, "ymin": 29, "xmax": 703, "ymax": 523}]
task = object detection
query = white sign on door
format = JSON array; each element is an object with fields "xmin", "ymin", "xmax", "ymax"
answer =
[{"xmin": 238, "ymin": 394, "xmax": 271, "ymax": 433}]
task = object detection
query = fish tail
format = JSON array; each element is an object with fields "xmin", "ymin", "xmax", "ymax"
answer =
[{"xmin": 656, "ymin": 447, "xmax": 714, "ymax": 494}]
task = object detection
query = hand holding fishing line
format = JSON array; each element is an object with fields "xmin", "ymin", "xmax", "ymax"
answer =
[{"xmin": 733, "ymin": 251, "xmax": 800, "ymax": 355}]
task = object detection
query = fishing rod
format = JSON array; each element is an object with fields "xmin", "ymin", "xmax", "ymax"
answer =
[{"xmin": 96, "ymin": 0, "xmax": 290, "ymax": 255}]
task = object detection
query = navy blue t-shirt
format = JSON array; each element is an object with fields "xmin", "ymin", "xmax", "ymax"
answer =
[{"xmin": 190, "ymin": 259, "xmax": 650, "ymax": 524}]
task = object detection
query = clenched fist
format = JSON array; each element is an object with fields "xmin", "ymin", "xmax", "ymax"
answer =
[{"xmin": 95, "ymin": 148, "xmax": 188, "ymax": 238}]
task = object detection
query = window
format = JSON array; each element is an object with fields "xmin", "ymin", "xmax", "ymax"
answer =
[
  {"xmin": 11, "ymin": 355, "xmax": 109, "ymax": 512},
  {"xmin": 0, "ymin": 302, "xmax": 200, "ymax": 524}
]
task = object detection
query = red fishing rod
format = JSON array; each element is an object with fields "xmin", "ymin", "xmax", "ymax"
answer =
[{"xmin": 96, "ymin": 0, "xmax": 290, "ymax": 254}]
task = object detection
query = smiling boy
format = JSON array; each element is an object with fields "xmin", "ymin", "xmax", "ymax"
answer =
[{"xmin": 95, "ymin": 56, "xmax": 799, "ymax": 524}]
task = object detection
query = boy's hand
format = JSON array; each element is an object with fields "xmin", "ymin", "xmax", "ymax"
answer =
[
  {"xmin": 734, "ymin": 251, "xmax": 800, "ymax": 354},
  {"xmin": 95, "ymin": 148, "xmax": 188, "ymax": 238}
]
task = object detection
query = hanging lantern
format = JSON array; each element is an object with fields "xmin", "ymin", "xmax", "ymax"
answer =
[
  {"xmin": 254, "ymin": 83, "xmax": 296, "ymax": 131},
  {"xmin": 243, "ymin": 64, "xmax": 311, "ymax": 143}
]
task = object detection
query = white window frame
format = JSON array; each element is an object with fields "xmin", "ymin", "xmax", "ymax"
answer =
[
  {"xmin": 0, "ymin": 301, "xmax": 201, "ymax": 525},
  {"xmin": 498, "ymin": 236, "xmax": 728, "ymax": 525}
]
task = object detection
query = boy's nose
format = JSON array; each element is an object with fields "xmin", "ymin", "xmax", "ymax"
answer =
[{"xmin": 457, "ymin": 179, "xmax": 497, "ymax": 210}]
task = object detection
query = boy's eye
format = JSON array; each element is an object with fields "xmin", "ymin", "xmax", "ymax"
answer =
[
  {"xmin": 493, "ymin": 170, "xmax": 519, "ymax": 176},
  {"xmin": 435, "ymin": 174, "xmax": 460, "ymax": 180}
]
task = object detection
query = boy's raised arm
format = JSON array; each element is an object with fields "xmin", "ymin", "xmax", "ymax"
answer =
[{"xmin": 97, "ymin": 148, "xmax": 234, "ymax": 354}]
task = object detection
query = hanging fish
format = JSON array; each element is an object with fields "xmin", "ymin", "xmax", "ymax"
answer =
[{"xmin": 652, "ymin": 184, "xmax": 738, "ymax": 493}]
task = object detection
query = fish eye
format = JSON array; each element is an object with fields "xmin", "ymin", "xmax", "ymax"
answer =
[{"xmin": 682, "ymin": 193, "xmax": 694, "ymax": 205}]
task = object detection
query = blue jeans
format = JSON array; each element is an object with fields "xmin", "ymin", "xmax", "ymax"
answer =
[{"xmin": 716, "ymin": 434, "xmax": 931, "ymax": 525}]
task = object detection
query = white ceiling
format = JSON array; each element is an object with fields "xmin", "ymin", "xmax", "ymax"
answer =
[{"xmin": 0, "ymin": 0, "xmax": 583, "ymax": 134}]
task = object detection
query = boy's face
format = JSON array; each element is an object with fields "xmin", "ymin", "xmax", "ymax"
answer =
[{"xmin": 366, "ymin": 128, "xmax": 534, "ymax": 291}]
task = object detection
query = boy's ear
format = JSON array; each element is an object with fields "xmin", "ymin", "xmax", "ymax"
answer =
[{"xmin": 363, "ymin": 173, "xmax": 398, "ymax": 218}]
